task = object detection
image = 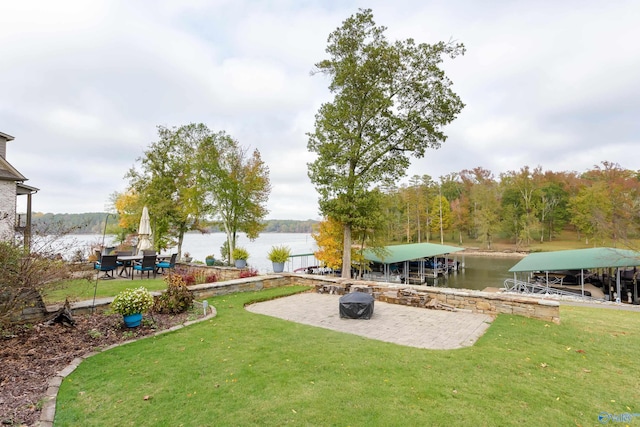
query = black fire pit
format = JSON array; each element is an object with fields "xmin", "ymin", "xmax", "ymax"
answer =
[{"xmin": 339, "ymin": 292, "xmax": 374, "ymax": 319}]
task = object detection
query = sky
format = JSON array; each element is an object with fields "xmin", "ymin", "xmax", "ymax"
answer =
[{"xmin": 3, "ymin": 0, "xmax": 639, "ymax": 220}]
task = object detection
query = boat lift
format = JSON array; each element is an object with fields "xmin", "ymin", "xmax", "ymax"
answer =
[{"xmin": 502, "ymin": 278, "xmax": 605, "ymax": 301}]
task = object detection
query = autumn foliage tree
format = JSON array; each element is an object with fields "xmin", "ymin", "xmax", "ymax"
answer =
[
  {"xmin": 375, "ymin": 161, "xmax": 640, "ymax": 249},
  {"xmin": 111, "ymin": 190, "xmax": 141, "ymax": 244},
  {"xmin": 312, "ymin": 217, "xmax": 343, "ymax": 270}
]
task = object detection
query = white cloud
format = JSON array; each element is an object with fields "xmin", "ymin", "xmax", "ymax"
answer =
[
  {"xmin": 44, "ymin": 109, "xmax": 103, "ymax": 136},
  {"xmin": 5, "ymin": 0, "xmax": 640, "ymax": 219}
]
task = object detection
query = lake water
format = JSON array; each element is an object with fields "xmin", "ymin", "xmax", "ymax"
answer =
[
  {"xmin": 424, "ymin": 255, "xmax": 520, "ymax": 291},
  {"xmin": 68, "ymin": 232, "xmax": 318, "ymax": 274},
  {"xmin": 67, "ymin": 233, "xmax": 520, "ymax": 290}
]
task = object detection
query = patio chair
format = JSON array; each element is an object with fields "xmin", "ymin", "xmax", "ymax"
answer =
[
  {"xmin": 156, "ymin": 253, "xmax": 177, "ymax": 275},
  {"xmin": 94, "ymin": 254, "xmax": 118, "ymax": 279},
  {"xmin": 132, "ymin": 255, "xmax": 157, "ymax": 279}
]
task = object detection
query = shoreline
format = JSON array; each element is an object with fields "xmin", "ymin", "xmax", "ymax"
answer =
[{"xmin": 458, "ymin": 249, "xmax": 528, "ymax": 258}]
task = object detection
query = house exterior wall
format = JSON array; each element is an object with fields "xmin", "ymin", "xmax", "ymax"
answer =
[
  {"xmin": 0, "ymin": 180, "xmax": 16, "ymax": 240},
  {"xmin": 0, "ymin": 135, "xmax": 8, "ymax": 158}
]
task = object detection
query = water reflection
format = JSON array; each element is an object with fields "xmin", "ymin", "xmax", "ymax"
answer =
[{"xmin": 425, "ymin": 255, "xmax": 521, "ymax": 291}]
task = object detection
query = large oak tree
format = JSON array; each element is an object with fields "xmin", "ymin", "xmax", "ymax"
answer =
[{"xmin": 307, "ymin": 9, "xmax": 465, "ymax": 277}]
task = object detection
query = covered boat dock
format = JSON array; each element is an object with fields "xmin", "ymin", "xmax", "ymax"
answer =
[
  {"xmin": 507, "ymin": 247, "xmax": 640, "ymax": 302},
  {"xmin": 362, "ymin": 242, "xmax": 465, "ymax": 284}
]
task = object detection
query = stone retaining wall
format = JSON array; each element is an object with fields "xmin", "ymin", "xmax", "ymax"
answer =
[
  {"xmin": 305, "ymin": 276, "xmax": 560, "ymax": 324},
  {"xmin": 189, "ymin": 275, "xmax": 290, "ymax": 299},
  {"xmin": 176, "ymin": 263, "xmax": 245, "ymax": 282},
  {"xmin": 3, "ymin": 289, "xmax": 48, "ymax": 325},
  {"xmin": 47, "ymin": 272, "xmax": 559, "ymax": 324},
  {"xmin": 380, "ymin": 285, "xmax": 560, "ymax": 324}
]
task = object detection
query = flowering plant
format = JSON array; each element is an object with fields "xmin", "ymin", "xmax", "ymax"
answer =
[{"xmin": 111, "ymin": 287, "xmax": 154, "ymax": 316}]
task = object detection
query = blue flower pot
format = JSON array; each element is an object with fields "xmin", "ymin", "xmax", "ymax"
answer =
[
  {"xmin": 235, "ymin": 259, "xmax": 247, "ymax": 268},
  {"xmin": 123, "ymin": 313, "xmax": 142, "ymax": 328}
]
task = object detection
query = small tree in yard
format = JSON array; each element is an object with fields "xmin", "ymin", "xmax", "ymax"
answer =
[
  {"xmin": 198, "ymin": 132, "xmax": 271, "ymax": 264},
  {"xmin": 307, "ymin": 9, "xmax": 465, "ymax": 278},
  {"xmin": 312, "ymin": 217, "xmax": 344, "ymax": 270}
]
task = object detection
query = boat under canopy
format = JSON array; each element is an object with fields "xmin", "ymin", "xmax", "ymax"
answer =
[{"xmin": 507, "ymin": 247, "xmax": 640, "ymax": 302}]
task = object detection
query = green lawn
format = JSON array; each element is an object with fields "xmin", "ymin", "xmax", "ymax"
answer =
[
  {"xmin": 55, "ymin": 286, "xmax": 640, "ymax": 426},
  {"xmin": 44, "ymin": 278, "xmax": 167, "ymax": 304}
]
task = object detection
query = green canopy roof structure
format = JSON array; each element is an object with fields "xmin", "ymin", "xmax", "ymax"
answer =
[
  {"xmin": 509, "ymin": 247, "xmax": 640, "ymax": 273},
  {"xmin": 363, "ymin": 242, "xmax": 465, "ymax": 264}
]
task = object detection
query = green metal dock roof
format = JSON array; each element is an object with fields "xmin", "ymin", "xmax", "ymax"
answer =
[
  {"xmin": 509, "ymin": 247, "xmax": 640, "ymax": 272},
  {"xmin": 363, "ymin": 242, "xmax": 465, "ymax": 264}
]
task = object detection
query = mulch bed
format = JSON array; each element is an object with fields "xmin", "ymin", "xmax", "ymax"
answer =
[{"xmin": 0, "ymin": 310, "xmax": 198, "ymax": 426}]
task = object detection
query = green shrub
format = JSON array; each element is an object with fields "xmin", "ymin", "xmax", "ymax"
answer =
[
  {"xmin": 232, "ymin": 247, "xmax": 249, "ymax": 260},
  {"xmin": 153, "ymin": 274, "xmax": 194, "ymax": 314},
  {"xmin": 267, "ymin": 245, "xmax": 291, "ymax": 263}
]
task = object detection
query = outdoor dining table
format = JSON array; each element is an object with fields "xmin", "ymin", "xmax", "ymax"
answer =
[{"xmin": 117, "ymin": 254, "xmax": 171, "ymax": 277}]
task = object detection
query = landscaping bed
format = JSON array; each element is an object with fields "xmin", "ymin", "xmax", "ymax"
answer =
[{"xmin": 0, "ymin": 309, "xmax": 202, "ymax": 426}]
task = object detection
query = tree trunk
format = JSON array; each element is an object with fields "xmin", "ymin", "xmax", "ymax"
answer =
[
  {"xmin": 224, "ymin": 222, "xmax": 235, "ymax": 263},
  {"xmin": 177, "ymin": 225, "xmax": 185, "ymax": 260},
  {"xmin": 342, "ymin": 224, "xmax": 352, "ymax": 279}
]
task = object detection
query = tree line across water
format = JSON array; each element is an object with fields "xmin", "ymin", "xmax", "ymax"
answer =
[
  {"xmin": 28, "ymin": 213, "xmax": 319, "ymax": 235},
  {"xmin": 27, "ymin": 159, "xmax": 640, "ymax": 253},
  {"xmin": 307, "ymin": 161, "xmax": 640, "ymax": 272},
  {"xmin": 378, "ymin": 162, "xmax": 640, "ymax": 249}
]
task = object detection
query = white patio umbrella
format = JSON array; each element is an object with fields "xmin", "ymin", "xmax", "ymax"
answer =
[{"xmin": 136, "ymin": 206, "xmax": 153, "ymax": 253}]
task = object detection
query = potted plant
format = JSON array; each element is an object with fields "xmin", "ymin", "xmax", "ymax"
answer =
[
  {"xmin": 205, "ymin": 254, "xmax": 215, "ymax": 266},
  {"xmin": 232, "ymin": 246, "xmax": 249, "ymax": 268},
  {"xmin": 110, "ymin": 286, "xmax": 154, "ymax": 327},
  {"xmin": 183, "ymin": 252, "xmax": 192, "ymax": 263},
  {"xmin": 267, "ymin": 245, "xmax": 291, "ymax": 273}
]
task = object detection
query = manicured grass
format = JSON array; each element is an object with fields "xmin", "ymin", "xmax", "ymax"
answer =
[
  {"xmin": 55, "ymin": 287, "xmax": 640, "ymax": 426},
  {"xmin": 44, "ymin": 277, "xmax": 167, "ymax": 304}
]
